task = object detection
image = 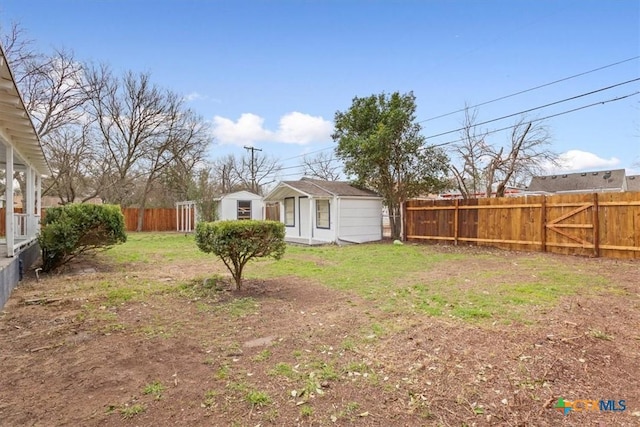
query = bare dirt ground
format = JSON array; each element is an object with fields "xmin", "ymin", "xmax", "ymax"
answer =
[{"xmin": 0, "ymin": 245, "xmax": 639, "ymax": 426}]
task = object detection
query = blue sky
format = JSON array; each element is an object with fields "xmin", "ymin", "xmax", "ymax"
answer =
[{"xmin": 1, "ymin": 0, "xmax": 639, "ymax": 180}]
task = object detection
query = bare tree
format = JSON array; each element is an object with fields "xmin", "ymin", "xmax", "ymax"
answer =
[
  {"xmin": 233, "ymin": 152, "xmax": 281, "ymax": 195},
  {"xmin": 450, "ymin": 108, "xmax": 486, "ymax": 198},
  {"xmin": 188, "ymin": 167, "xmax": 222, "ymax": 222},
  {"xmin": 451, "ymin": 107, "xmax": 557, "ymax": 198},
  {"xmin": 301, "ymin": 151, "xmax": 343, "ymax": 180},
  {"xmin": 1, "ymin": 22, "xmax": 40, "ymax": 85},
  {"xmin": 41, "ymin": 124, "xmax": 103, "ymax": 204},
  {"xmin": 3, "ymin": 24, "xmax": 93, "ymax": 204},
  {"xmin": 208, "ymin": 155, "xmax": 243, "ymax": 194},
  {"xmin": 205, "ymin": 153, "xmax": 282, "ymax": 196},
  {"xmin": 133, "ymin": 105, "xmax": 210, "ymax": 230},
  {"xmin": 3, "ymin": 25, "xmax": 212, "ymax": 215},
  {"xmin": 84, "ymin": 66, "xmax": 211, "ymax": 229},
  {"xmin": 20, "ymin": 48, "xmax": 88, "ymax": 137}
]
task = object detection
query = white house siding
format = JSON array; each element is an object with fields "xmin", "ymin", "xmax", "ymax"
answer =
[
  {"xmin": 217, "ymin": 191, "xmax": 264, "ymax": 220},
  {"xmin": 281, "ymin": 196, "xmax": 337, "ymax": 243},
  {"xmin": 338, "ymin": 198, "xmax": 383, "ymax": 243},
  {"xmin": 310, "ymin": 198, "xmax": 336, "ymax": 242}
]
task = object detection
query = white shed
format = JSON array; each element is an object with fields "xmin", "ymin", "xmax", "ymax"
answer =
[
  {"xmin": 263, "ymin": 178, "xmax": 383, "ymax": 245},
  {"xmin": 215, "ymin": 191, "xmax": 264, "ymax": 221}
]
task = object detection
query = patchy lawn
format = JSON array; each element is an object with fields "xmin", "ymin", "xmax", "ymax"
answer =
[{"xmin": 0, "ymin": 232, "xmax": 638, "ymax": 426}]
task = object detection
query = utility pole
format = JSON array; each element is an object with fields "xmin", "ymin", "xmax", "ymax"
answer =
[
  {"xmin": 244, "ymin": 146, "xmax": 263, "ymax": 193},
  {"xmin": 221, "ymin": 164, "xmax": 228, "ymax": 193}
]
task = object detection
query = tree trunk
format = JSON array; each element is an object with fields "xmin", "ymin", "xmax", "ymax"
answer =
[
  {"xmin": 389, "ymin": 203, "xmax": 402, "ymax": 240},
  {"xmin": 234, "ymin": 263, "xmax": 244, "ymax": 290},
  {"xmin": 136, "ymin": 205, "xmax": 145, "ymax": 232},
  {"xmin": 136, "ymin": 177, "xmax": 156, "ymax": 232}
]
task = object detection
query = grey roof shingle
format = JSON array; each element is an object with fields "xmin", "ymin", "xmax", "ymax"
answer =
[
  {"xmin": 282, "ymin": 178, "xmax": 380, "ymax": 197},
  {"xmin": 526, "ymin": 169, "xmax": 626, "ymax": 193}
]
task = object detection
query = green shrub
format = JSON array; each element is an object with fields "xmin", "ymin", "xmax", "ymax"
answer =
[
  {"xmin": 39, "ymin": 203, "xmax": 127, "ymax": 272},
  {"xmin": 195, "ymin": 220, "xmax": 285, "ymax": 290}
]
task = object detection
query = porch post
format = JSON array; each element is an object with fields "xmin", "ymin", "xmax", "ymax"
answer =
[
  {"xmin": 5, "ymin": 145, "xmax": 14, "ymax": 257},
  {"xmin": 26, "ymin": 166, "xmax": 35, "ymax": 239},
  {"xmin": 36, "ymin": 172, "xmax": 42, "ymax": 232},
  {"xmin": 308, "ymin": 197, "xmax": 314, "ymax": 245}
]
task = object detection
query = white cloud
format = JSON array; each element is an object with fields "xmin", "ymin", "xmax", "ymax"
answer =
[
  {"xmin": 276, "ymin": 112, "xmax": 334, "ymax": 144},
  {"xmin": 184, "ymin": 92, "xmax": 204, "ymax": 102},
  {"xmin": 547, "ymin": 150, "xmax": 620, "ymax": 173},
  {"xmin": 211, "ymin": 112, "xmax": 333, "ymax": 146},
  {"xmin": 211, "ymin": 113, "xmax": 274, "ymax": 146},
  {"xmin": 558, "ymin": 150, "xmax": 621, "ymax": 171}
]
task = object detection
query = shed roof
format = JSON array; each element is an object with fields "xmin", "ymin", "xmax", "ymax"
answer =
[
  {"xmin": 526, "ymin": 169, "xmax": 626, "ymax": 193},
  {"xmin": 215, "ymin": 190, "xmax": 263, "ymax": 200},
  {"xmin": 0, "ymin": 45, "xmax": 50, "ymax": 175},
  {"xmin": 265, "ymin": 177, "xmax": 380, "ymax": 201}
]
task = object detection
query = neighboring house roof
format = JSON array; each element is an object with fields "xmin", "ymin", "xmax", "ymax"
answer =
[
  {"xmin": 214, "ymin": 190, "xmax": 262, "ymax": 200},
  {"xmin": 626, "ymin": 175, "xmax": 640, "ymax": 192},
  {"xmin": 265, "ymin": 177, "xmax": 380, "ymax": 200},
  {"xmin": 0, "ymin": 45, "xmax": 50, "ymax": 175},
  {"xmin": 526, "ymin": 169, "xmax": 627, "ymax": 193}
]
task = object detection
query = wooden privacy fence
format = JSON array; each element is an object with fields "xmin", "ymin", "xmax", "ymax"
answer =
[
  {"xmin": 0, "ymin": 204, "xmax": 281, "ymax": 235},
  {"xmin": 121, "ymin": 208, "xmax": 178, "ymax": 232},
  {"xmin": 0, "ymin": 207, "xmax": 181, "ymax": 235},
  {"xmin": 265, "ymin": 203, "xmax": 280, "ymax": 221},
  {"xmin": 404, "ymin": 192, "xmax": 640, "ymax": 260}
]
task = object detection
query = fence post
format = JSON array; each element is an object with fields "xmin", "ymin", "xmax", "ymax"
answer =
[
  {"xmin": 453, "ymin": 199, "xmax": 459, "ymax": 246},
  {"xmin": 401, "ymin": 201, "xmax": 406, "ymax": 241},
  {"xmin": 592, "ymin": 193, "xmax": 600, "ymax": 257},
  {"xmin": 540, "ymin": 196, "xmax": 547, "ymax": 252}
]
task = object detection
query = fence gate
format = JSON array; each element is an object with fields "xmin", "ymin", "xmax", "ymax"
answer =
[{"xmin": 543, "ymin": 195, "xmax": 597, "ymax": 256}]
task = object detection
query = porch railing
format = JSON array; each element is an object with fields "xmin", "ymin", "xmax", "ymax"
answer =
[{"xmin": 13, "ymin": 213, "xmax": 28, "ymax": 239}]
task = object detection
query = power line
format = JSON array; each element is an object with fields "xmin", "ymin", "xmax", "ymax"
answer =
[
  {"xmin": 238, "ymin": 62, "xmax": 640, "ymax": 182},
  {"xmin": 274, "ymin": 63, "xmax": 640, "ymax": 170},
  {"xmin": 425, "ymin": 77, "xmax": 640, "ymax": 139},
  {"xmin": 279, "ymin": 144, "xmax": 335, "ymax": 162},
  {"xmin": 260, "ymin": 91, "xmax": 640, "ymax": 181},
  {"xmin": 275, "ymin": 156, "xmax": 342, "ymax": 173},
  {"xmin": 427, "ymin": 91, "xmax": 640, "ymax": 148},
  {"xmin": 419, "ymin": 56, "xmax": 640, "ymax": 123}
]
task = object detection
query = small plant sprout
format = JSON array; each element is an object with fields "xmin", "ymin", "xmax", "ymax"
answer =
[
  {"xmin": 202, "ymin": 390, "xmax": 218, "ymax": 408},
  {"xmin": 590, "ymin": 329, "xmax": 614, "ymax": 341},
  {"xmin": 252, "ymin": 349, "xmax": 272, "ymax": 362},
  {"xmin": 300, "ymin": 405, "xmax": 314, "ymax": 417},
  {"xmin": 215, "ymin": 364, "xmax": 230, "ymax": 380},
  {"xmin": 120, "ymin": 404, "xmax": 145, "ymax": 419},
  {"xmin": 246, "ymin": 390, "xmax": 271, "ymax": 407},
  {"xmin": 143, "ymin": 381, "xmax": 166, "ymax": 399}
]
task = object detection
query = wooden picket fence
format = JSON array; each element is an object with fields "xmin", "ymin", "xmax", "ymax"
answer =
[{"xmin": 403, "ymin": 192, "xmax": 640, "ymax": 260}]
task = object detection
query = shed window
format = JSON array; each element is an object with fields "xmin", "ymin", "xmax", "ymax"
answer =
[
  {"xmin": 316, "ymin": 199, "xmax": 330, "ymax": 229},
  {"xmin": 284, "ymin": 197, "xmax": 295, "ymax": 226},
  {"xmin": 237, "ymin": 200, "xmax": 251, "ymax": 220}
]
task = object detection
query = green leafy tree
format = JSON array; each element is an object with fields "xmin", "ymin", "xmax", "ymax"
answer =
[
  {"xmin": 332, "ymin": 91, "xmax": 449, "ymax": 239},
  {"xmin": 195, "ymin": 220, "xmax": 286, "ymax": 290},
  {"xmin": 38, "ymin": 204, "xmax": 127, "ymax": 272}
]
